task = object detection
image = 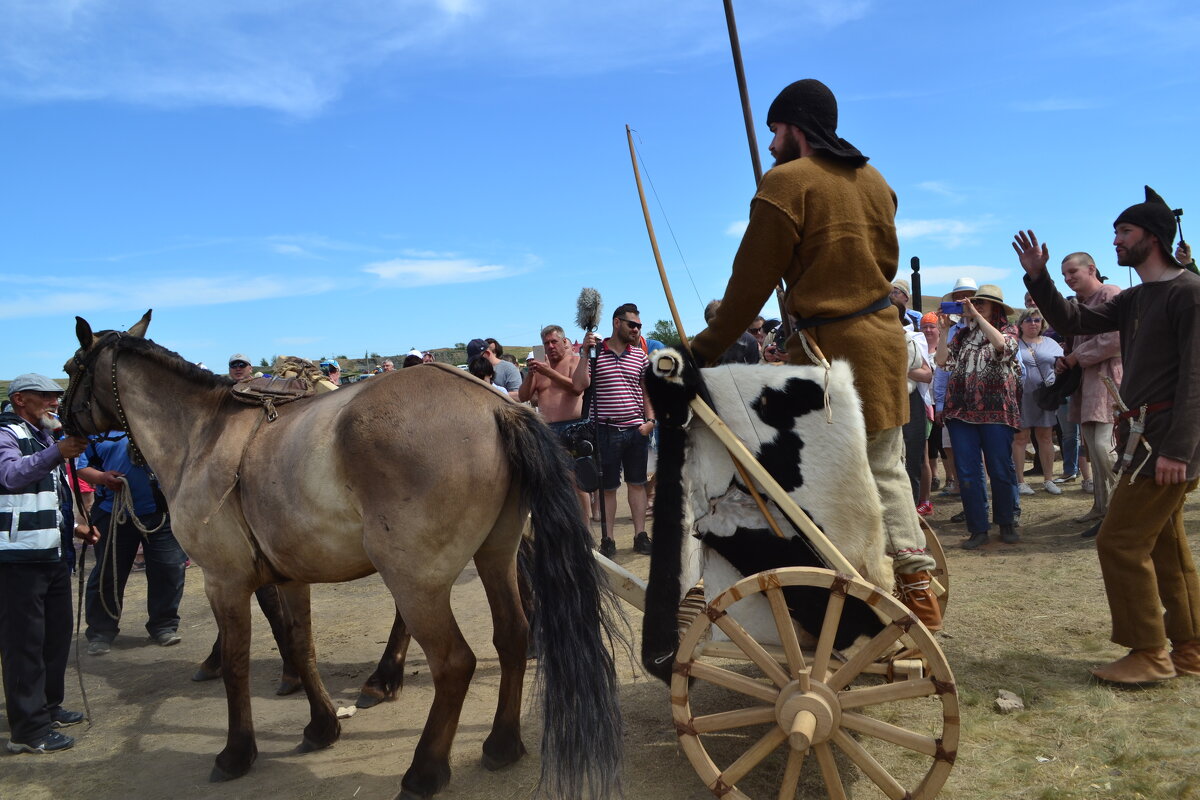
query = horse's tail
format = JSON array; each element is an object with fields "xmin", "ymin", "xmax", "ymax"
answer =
[{"xmin": 494, "ymin": 404, "xmax": 625, "ymax": 800}]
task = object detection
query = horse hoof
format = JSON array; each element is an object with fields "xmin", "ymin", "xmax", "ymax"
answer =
[
  {"xmin": 298, "ymin": 735, "xmax": 334, "ymax": 754},
  {"xmin": 209, "ymin": 762, "xmax": 248, "ymax": 782},
  {"xmin": 275, "ymin": 677, "xmax": 302, "ymax": 696},
  {"xmin": 355, "ymin": 688, "xmax": 390, "ymax": 709},
  {"xmin": 481, "ymin": 745, "xmax": 526, "ymax": 772},
  {"xmin": 192, "ymin": 665, "xmax": 221, "ymax": 682}
]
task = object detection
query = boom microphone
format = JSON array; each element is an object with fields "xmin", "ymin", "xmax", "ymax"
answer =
[{"xmin": 575, "ymin": 287, "xmax": 602, "ymax": 332}]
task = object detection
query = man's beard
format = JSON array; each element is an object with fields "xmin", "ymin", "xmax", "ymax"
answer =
[
  {"xmin": 41, "ymin": 413, "xmax": 63, "ymax": 433},
  {"xmin": 619, "ymin": 326, "xmax": 640, "ymax": 345},
  {"xmin": 773, "ymin": 133, "xmax": 802, "ymax": 166},
  {"xmin": 1116, "ymin": 237, "xmax": 1154, "ymax": 267}
]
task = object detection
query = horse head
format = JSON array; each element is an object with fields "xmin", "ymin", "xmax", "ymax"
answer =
[{"xmin": 61, "ymin": 309, "xmax": 153, "ymax": 438}]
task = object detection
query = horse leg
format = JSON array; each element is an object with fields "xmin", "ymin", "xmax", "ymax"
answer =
[
  {"xmin": 253, "ymin": 584, "xmax": 303, "ymax": 696},
  {"xmin": 210, "ymin": 590, "xmax": 258, "ymax": 782},
  {"xmin": 193, "ymin": 585, "xmax": 299, "ymax": 693},
  {"xmin": 356, "ymin": 605, "xmax": 411, "ymax": 709},
  {"xmin": 474, "ymin": 546, "xmax": 529, "ymax": 771},
  {"xmin": 271, "ymin": 581, "xmax": 340, "ymax": 753},
  {"xmin": 387, "ymin": 585, "xmax": 475, "ymax": 800}
]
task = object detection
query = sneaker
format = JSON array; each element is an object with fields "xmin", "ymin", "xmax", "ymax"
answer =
[
  {"xmin": 1081, "ymin": 479, "xmax": 1095, "ymax": 493},
  {"xmin": 598, "ymin": 538, "xmax": 617, "ymax": 559},
  {"xmin": 961, "ymin": 531, "xmax": 989, "ymax": 550},
  {"xmin": 153, "ymin": 631, "xmax": 182, "ymax": 647},
  {"xmin": 915, "ymin": 501, "xmax": 934, "ymax": 517},
  {"xmin": 939, "ymin": 482, "xmax": 959, "ymax": 496},
  {"xmin": 50, "ymin": 709, "xmax": 84, "ymax": 728},
  {"xmin": 1054, "ymin": 474, "xmax": 1078, "ymax": 484},
  {"xmin": 7, "ymin": 730, "xmax": 74, "ymax": 754},
  {"xmin": 930, "ymin": 477, "xmax": 941, "ymax": 492},
  {"xmin": 950, "ymin": 510, "xmax": 967, "ymax": 524},
  {"xmin": 633, "ymin": 531, "xmax": 652, "ymax": 555},
  {"xmin": 86, "ymin": 640, "xmax": 110, "ymax": 656},
  {"xmin": 999, "ymin": 524, "xmax": 1021, "ymax": 544},
  {"xmin": 1042, "ymin": 480, "xmax": 1062, "ymax": 495},
  {"xmin": 1017, "ymin": 483, "xmax": 1035, "ymax": 496}
]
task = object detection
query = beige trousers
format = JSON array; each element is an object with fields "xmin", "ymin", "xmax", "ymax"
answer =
[
  {"xmin": 1081, "ymin": 421, "xmax": 1116, "ymax": 514},
  {"xmin": 867, "ymin": 426, "xmax": 936, "ymax": 574},
  {"xmin": 1097, "ymin": 475, "xmax": 1200, "ymax": 649}
]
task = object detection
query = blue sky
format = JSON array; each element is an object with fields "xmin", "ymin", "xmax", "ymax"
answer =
[{"xmin": 3, "ymin": 0, "xmax": 1197, "ymax": 377}]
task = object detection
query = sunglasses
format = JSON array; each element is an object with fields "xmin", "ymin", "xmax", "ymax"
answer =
[
  {"xmin": 229, "ymin": 362, "xmax": 250, "ymax": 368},
  {"xmin": 618, "ymin": 318, "xmax": 642, "ymax": 330},
  {"xmin": 748, "ymin": 327, "xmax": 764, "ymax": 334}
]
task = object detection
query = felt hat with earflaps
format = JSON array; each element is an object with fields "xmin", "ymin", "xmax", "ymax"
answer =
[{"xmin": 972, "ymin": 284, "xmax": 1015, "ymax": 317}]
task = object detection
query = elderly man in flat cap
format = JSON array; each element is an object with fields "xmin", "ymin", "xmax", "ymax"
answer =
[
  {"xmin": 0, "ymin": 374, "xmax": 89, "ymax": 754},
  {"xmin": 1015, "ymin": 186, "xmax": 1200, "ymax": 685},
  {"xmin": 690, "ymin": 78, "xmax": 941, "ymax": 632}
]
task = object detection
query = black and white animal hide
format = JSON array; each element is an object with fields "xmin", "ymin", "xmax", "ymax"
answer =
[{"xmin": 641, "ymin": 349, "xmax": 889, "ymax": 685}]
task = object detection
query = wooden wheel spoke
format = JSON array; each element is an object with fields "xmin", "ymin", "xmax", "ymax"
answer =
[
  {"xmin": 830, "ymin": 729, "xmax": 909, "ymax": 800},
  {"xmin": 718, "ymin": 726, "xmax": 788, "ymax": 787},
  {"xmin": 825, "ymin": 620, "xmax": 907, "ymax": 692},
  {"xmin": 837, "ymin": 675, "xmax": 938, "ymax": 710},
  {"xmin": 811, "ymin": 589, "xmax": 846, "ymax": 680},
  {"xmin": 840, "ymin": 711, "xmax": 939, "ymax": 756},
  {"xmin": 691, "ymin": 705, "xmax": 776, "ymax": 734},
  {"xmin": 688, "ymin": 661, "xmax": 780, "ymax": 704},
  {"xmin": 712, "ymin": 606, "xmax": 792, "ymax": 688},
  {"xmin": 766, "ymin": 586, "xmax": 807, "ymax": 682},
  {"xmin": 777, "ymin": 747, "xmax": 806, "ymax": 800},
  {"xmin": 812, "ymin": 742, "xmax": 849, "ymax": 800}
]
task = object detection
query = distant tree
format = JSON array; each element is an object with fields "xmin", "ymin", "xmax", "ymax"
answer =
[
  {"xmin": 258, "ymin": 357, "xmax": 270, "ymax": 368},
  {"xmin": 369, "ymin": 351, "xmax": 381, "ymax": 359},
  {"xmin": 337, "ymin": 354, "xmax": 348, "ymax": 360},
  {"xmin": 454, "ymin": 342, "xmax": 466, "ymax": 349},
  {"xmin": 650, "ymin": 320, "xmax": 682, "ymax": 349}
]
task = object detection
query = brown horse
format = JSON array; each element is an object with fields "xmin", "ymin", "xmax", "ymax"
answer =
[{"xmin": 63, "ymin": 311, "xmax": 623, "ymax": 800}]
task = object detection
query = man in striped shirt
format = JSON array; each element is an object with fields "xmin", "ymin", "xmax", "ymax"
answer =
[{"xmin": 575, "ymin": 303, "xmax": 657, "ymax": 558}]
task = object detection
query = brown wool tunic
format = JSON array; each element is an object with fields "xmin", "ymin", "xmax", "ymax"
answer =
[
  {"xmin": 691, "ymin": 155, "xmax": 908, "ymax": 433},
  {"xmin": 1027, "ymin": 268, "xmax": 1200, "ymax": 480}
]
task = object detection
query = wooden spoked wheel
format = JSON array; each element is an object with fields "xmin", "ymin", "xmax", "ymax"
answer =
[
  {"xmin": 672, "ymin": 567, "xmax": 958, "ymax": 800},
  {"xmin": 919, "ymin": 517, "xmax": 950, "ymax": 615}
]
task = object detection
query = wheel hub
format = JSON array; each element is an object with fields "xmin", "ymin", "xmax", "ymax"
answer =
[{"xmin": 773, "ymin": 678, "xmax": 840, "ymax": 750}]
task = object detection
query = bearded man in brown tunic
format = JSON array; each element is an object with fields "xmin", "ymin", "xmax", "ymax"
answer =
[{"xmin": 691, "ymin": 79, "xmax": 940, "ymax": 632}]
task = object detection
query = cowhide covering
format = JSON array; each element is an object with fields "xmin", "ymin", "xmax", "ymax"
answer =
[{"xmin": 641, "ymin": 349, "xmax": 889, "ymax": 684}]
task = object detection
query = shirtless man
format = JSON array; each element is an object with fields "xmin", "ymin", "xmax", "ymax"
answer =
[{"xmin": 518, "ymin": 325, "xmax": 590, "ymax": 519}]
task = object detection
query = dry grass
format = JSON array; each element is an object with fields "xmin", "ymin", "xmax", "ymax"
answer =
[{"xmin": 927, "ymin": 484, "xmax": 1200, "ymax": 800}]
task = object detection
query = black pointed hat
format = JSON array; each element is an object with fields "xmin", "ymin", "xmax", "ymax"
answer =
[{"xmin": 1113, "ymin": 185, "xmax": 1179, "ymax": 265}]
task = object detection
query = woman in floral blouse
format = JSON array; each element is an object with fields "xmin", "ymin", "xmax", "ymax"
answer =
[{"xmin": 936, "ymin": 285, "xmax": 1021, "ymax": 549}]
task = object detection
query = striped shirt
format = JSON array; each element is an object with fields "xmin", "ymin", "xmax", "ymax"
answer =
[{"xmin": 592, "ymin": 339, "xmax": 648, "ymax": 427}]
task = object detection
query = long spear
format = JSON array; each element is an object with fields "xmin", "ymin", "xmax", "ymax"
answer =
[{"xmin": 721, "ymin": 0, "xmax": 793, "ymax": 344}]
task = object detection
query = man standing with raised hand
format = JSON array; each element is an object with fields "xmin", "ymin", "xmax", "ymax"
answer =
[
  {"xmin": 690, "ymin": 78, "xmax": 941, "ymax": 632},
  {"xmin": 1015, "ymin": 185, "xmax": 1200, "ymax": 685}
]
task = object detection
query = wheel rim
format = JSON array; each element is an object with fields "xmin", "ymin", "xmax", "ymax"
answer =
[{"xmin": 671, "ymin": 567, "xmax": 959, "ymax": 800}]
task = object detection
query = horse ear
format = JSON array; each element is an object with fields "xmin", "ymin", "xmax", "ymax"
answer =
[
  {"xmin": 128, "ymin": 309, "xmax": 153, "ymax": 339},
  {"xmin": 75, "ymin": 316, "xmax": 96, "ymax": 350}
]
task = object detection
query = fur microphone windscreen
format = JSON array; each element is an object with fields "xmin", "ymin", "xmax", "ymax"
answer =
[{"xmin": 575, "ymin": 287, "xmax": 602, "ymax": 331}]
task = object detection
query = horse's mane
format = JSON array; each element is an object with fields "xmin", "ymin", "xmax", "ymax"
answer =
[{"xmin": 100, "ymin": 330, "xmax": 235, "ymax": 390}]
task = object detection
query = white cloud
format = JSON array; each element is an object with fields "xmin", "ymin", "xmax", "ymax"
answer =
[
  {"xmin": 725, "ymin": 220, "xmax": 748, "ymax": 237},
  {"xmin": 1011, "ymin": 97, "xmax": 1100, "ymax": 112},
  {"xmin": 270, "ymin": 243, "xmax": 314, "ymax": 257},
  {"xmin": 0, "ymin": 273, "xmax": 338, "ymax": 319},
  {"xmin": 0, "ymin": 1, "xmax": 873, "ymax": 115},
  {"xmin": 895, "ymin": 217, "xmax": 988, "ymax": 248},
  {"xmin": 913, "ymin": 265, "xmax": 1012, "ymax": 287},
  {"xmin": 916, "ymin": 181, "xmax": 964, "ymax": 202},
  {"xmin": 363, "ymin": 257, "xmax": 525, "ymax": 286}
]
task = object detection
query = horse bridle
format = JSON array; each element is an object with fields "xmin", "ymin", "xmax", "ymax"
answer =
[{"xmin": 62, "ymin": 331, "xmax": 148, "ymax": 466}]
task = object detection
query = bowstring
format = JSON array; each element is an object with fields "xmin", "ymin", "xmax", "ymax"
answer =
[{"xmin": 630, "ymin": 132, "xmax": 825, "ymax": 564}]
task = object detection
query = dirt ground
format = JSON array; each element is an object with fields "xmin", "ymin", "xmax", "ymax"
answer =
[{"xmin": 3, "ymin": 484, "xmax": 1199, "ymax": 800}]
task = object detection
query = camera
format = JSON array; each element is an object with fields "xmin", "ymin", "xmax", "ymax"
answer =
[{"xmin": 939, "ymin": 301, "xmax": 964, "ymax": 315}]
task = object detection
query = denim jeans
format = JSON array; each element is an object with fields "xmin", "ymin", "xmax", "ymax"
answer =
[
  {"xmin": 86, "ymin": 509, "xmax": 187, "ymax": 642},
  {"xmin": 946, "ymin": 419, "xmax": 1019, "ymax": 535},
  {"xmin": 1057, "ymin": 401, "xmax": 1080, "ymax": 477}
]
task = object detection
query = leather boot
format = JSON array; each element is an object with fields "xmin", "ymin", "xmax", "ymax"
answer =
[
  {"xmin": 897, "ymin": 572, "xmax": 943, "ymax": 632},
  {"xmin": 1089, "ymin": 648, "xmax": 1177, "ymax": 685},
  {"xmin": 961, "ymin": 531, "xmax": 988, "ymax": 550},
  {"xmin": 1171, "ymin": 640, "xmax": 1200, "ymax": 676}
]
